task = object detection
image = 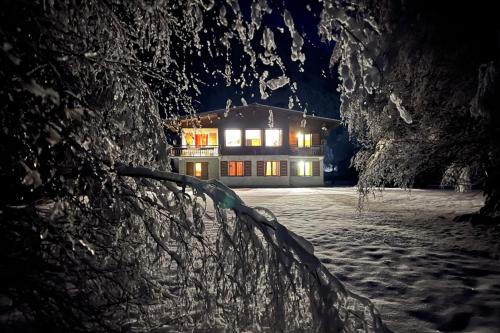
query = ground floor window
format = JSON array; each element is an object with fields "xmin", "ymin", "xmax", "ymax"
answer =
[
  {"xmin": 265, "ymin": 161, "xmax": 280, "ymax": 176},
  {"xmin": 186, "ymin": 161, "xmax": 208, "ymax": 180},
  {"xmin": 297, "ymin": 161, "xmax": 312, "ymax": 176},
  {"xmin": 194, "ymin": 162, "xmax": 202, "ymax": 177},
  {"xmin": 228, "ymin": 161, "xmax": 244, "ymax": 176}
]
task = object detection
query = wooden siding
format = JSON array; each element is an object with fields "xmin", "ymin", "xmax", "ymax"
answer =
[
  {"xmin": 312, "ymin": 133, "xmax": 321, "ymax": 146},
  {"xmin": 173, "ymin": 104, "xmax": 338, "ymax": 157},
  {"xmin": 289, "ymin": 131, "xmax": 298, "ymax": 146}
]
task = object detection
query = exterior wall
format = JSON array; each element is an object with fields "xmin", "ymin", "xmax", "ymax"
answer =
[
  {"xmin": 289, "ymin": 156, "xmax": 324, "ymax": 187},
  {"xmin": 177, "ymin": 157, "xmax": 219, "ymax": 180},
  {"xmin": 220, "ymin": 155, "xmax": 290, "ymax": 187},
  {"xmin": 174, "ymin": 156, "xmax": 325, "ymax": 186},
  {"xmin": 169, "ymin": 105, "xmax": 340, "ymax": 187},
  {"xmin": 218, "ymin": 109, "xmax": 291, "ymax": 156}
]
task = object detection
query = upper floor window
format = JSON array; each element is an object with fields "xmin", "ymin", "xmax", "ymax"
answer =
[
  {"xmin": 182, "ymin": 128, "xmax": 218, "ymax": 146},
  {"xmin": 245, "ymin": 129, "xmax": 262, "ymax": 146},
  {"xmin": 297, "ymin": 132, "xmax": 312, "ymax": 148},
  {"xmin": 225, "ymin": 129, "xmax": 242, "ymax": 147},
  {"xmin": 228, "ymin": 161, "xmax": 244, "ymax": 176},
  {"xmin": 265, "ymin": 129, "xmax": 282, "ymax": 147}
]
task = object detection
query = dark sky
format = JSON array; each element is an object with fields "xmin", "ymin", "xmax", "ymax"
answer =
[
  {"xmin": 184, "ymin": 0, "xmax": 356, "ymax": 179},
  {"xmin": 193, "ymin": 0, "xmax": 341, "ymax": 119}
]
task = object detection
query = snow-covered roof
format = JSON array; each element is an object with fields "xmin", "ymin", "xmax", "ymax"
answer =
[{"xmin": 185, "ymin": 103, "xmax": 340, "ymax": 124}]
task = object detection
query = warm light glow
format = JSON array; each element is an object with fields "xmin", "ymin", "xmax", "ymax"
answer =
[
  {"xmin": 225, "ymin": 129, "xmax": 242, "ymax": 146},
  {"xmin": 182, "ymin": 128, "xmax": 218, "ymax": 146},
  {"xmin": 297, "ymin": 132, "xmax": 312, "ymax": 148},
  {"xmin": 228, "ymin": 161, "xmax": 243, "ymax": 176},
  {"xmin": 194, "ymin": 162, "xmax": 202, "ymax": 177},
  {"xmin": 265, "ymin": 161, "xmax": 279, "ymax": 176},
  {"xmin": 297, "ymin": 161, "xmax": 312, "ymax": 176},
  {"xmin": 245, "ymin": 129, "xmax": 261, "ymax": 146},
  {"xmin": 265, "ymin": 129, "xmax": 282, "ymax": 147}
]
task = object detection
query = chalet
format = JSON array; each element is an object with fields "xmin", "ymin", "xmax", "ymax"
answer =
[{"xmin": 167, "ymin": 103, "xmax": 340, "ymax": 187}]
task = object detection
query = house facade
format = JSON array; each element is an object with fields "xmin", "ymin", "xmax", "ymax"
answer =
[{"xmin": 167, "ymin": 103, "xmax": 339, "ymax": 187}]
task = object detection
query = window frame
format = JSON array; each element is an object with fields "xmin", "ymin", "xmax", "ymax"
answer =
[
  {"xmin": 264, "ymin": 129, "xmax": 283, "ymax": 147},
  {"xmin": 182, "ymin": 128, "xmax": 218, "ymax": 147},
  {"xmin": 224, "ymin": 129, "xmax": 242, "ymax": 147},
  {"xmin": 194, "ymin": 162, "xmax": 203, "ymax": 177},
  {"xmin": 244, "ymin": 129, "xmax": 262, "ymax": 147},
  {"xmin": 265, "ymin": 161, "xmax": 280, "ymax": 176},
  {"xmin": 297, "ymin": 132, "xmax": 313, "ymax": 148},
  {"xmin": 228, "ymin": 161, "xmax": 244, "ymax": 177},
  {"xmin": 297, "ymin": 160, "xmax": 313, "ymax": 177}
]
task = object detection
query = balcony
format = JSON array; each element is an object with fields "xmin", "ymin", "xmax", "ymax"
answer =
[
  {"xmin": 289, "ymin": 146, "xmax": 323, "ymax": 156},
  {"xmin": 171, "ymin": 145, "xmax": 219, "ymax": 157}
]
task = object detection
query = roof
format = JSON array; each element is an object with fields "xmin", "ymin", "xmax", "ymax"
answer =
[{"xmin": 181, "ymin": 103, "xmax": 340, "ymax": 124}]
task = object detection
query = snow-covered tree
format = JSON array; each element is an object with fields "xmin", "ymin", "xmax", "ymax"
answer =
[
  {"xmin": 319, "ymin": 0, "xmax": 500, "ymax": 219},
  {"xmin": 0, "ymin": 1, "xmax": 389, "ymax": 332}
]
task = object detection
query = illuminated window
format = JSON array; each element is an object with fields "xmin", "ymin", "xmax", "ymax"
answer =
[
  {"xmin": 194, "ymin": 162, "xmax": 202, "ymax": 177},
  {"xmin": 225, "ymin": 129, "xmax": 242, "ymax": 147},
  {"xmin": 265, "ymin": 161, "xmax": 280, "ymax": 176},
  {"xmin": 297, "ymin": 161, "xmax": 312, "ymax": 176},
  {"xmin": 297, "ymin": 133, "xmax": 312, "ymax": 148},
  {"xmin": 228, "ymin": 161, "xmax": 244, "ymax": 176},
  {"xmin": 182, "ymin": 128, "xmax": 218, "ymax": 146},
  {"xmin": 245, "ymin": 129, "xmax": 262, "ymax": 146},
  {"xmin": 265, "ymin": 129, "xmax": 282, "ymax": 147}
]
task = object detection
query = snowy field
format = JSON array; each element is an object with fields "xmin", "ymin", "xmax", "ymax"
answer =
[{"xmin": 234, "ymin": 187, "xmax": 500, "ymax": 333}]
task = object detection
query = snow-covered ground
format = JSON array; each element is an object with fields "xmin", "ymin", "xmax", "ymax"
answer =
[{"xmin": 234, "ymin": 187, "xmax": 500, "ymax": 333}]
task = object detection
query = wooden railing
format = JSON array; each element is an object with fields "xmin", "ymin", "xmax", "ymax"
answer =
[
  {"xmin": 289, "ymin": 146, "xmax": 323, "ymax": 156},
  {"xmin": 171, "ymin": 145, "xmax": 219, "ymax": 157},
  {"xmin": 170, "ymin": 145, "xmax": 323, "ymax": 157}
]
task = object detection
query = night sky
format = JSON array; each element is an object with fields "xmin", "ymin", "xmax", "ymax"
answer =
[{"xmin": 186, "ymin": 0, "xmax": 357, "ymax": 181}]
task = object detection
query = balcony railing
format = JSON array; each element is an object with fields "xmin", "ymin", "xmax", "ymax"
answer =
[
  {"xmin": 170, "ymin": 145, "xmax": 323, "ymax": 157},
  {"xmin": 289, "ymin": 146, "xmax": 323, "ymax": 156},
  {"xmin": 171, "ymin": 145, "xmax": 219, "ymax": 157}
]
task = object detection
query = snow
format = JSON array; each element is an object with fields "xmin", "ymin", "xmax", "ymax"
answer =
[
  {"xmin": 283, "ymin": 9, "xmax": 305, "ymax": 65},
  {"xmin": 390, "ymin": 93, "xmax": 413, "ymax": 124},
  {"xmin": 266, "ymin": 74, "xmax": 290, "ymax": 90},
  {"xmin": 234, "ymin": 187, "xmax": 500, "ymax": 333}
]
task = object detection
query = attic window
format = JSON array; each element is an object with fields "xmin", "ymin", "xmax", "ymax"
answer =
[{"xmin": 225, "ymin": 129, "xmax": 241, "ymax": 147}]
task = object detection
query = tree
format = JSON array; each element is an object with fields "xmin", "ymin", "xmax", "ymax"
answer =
[
  {"xmin": 1, "ymin": 1, "xmax": 388, "ymax": 332},
  {"xmin": 320, "ymin": 0, "xmax": 500, "ymax": 219}
]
